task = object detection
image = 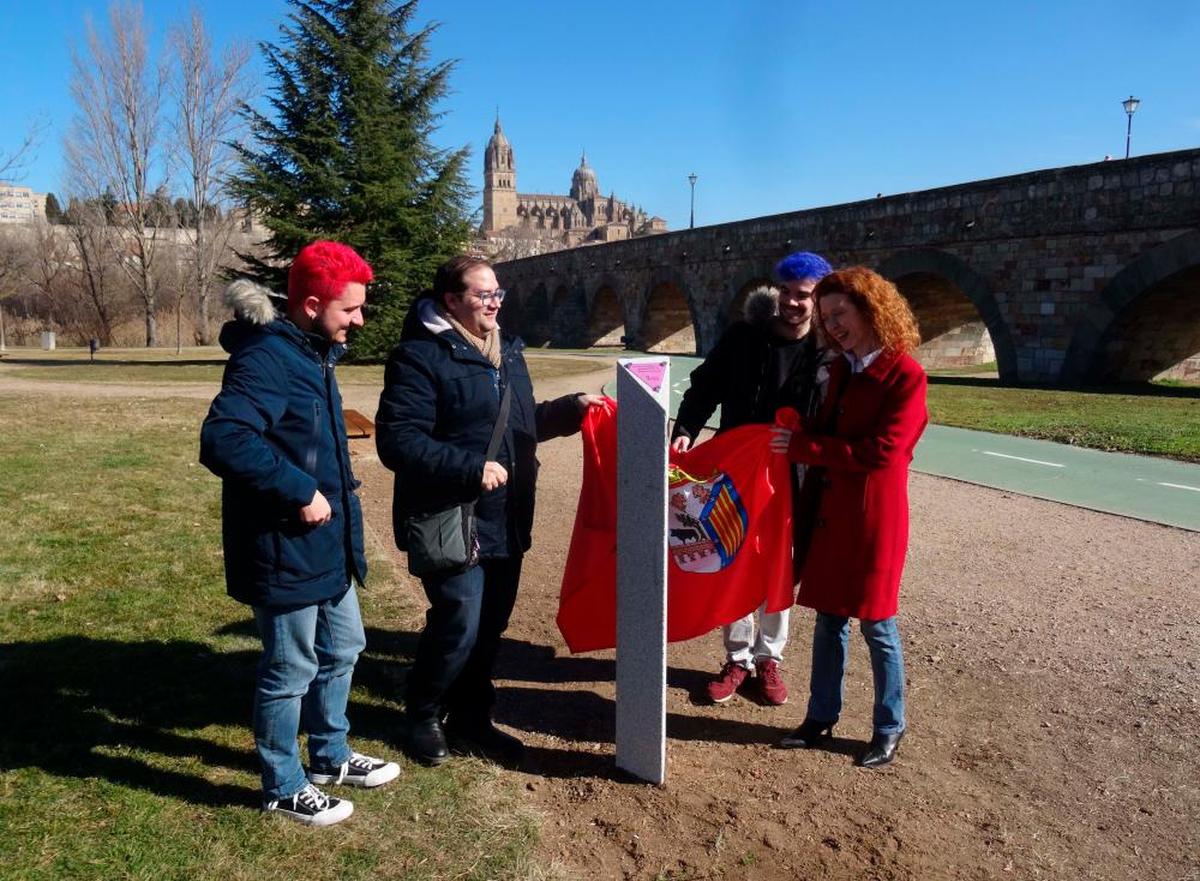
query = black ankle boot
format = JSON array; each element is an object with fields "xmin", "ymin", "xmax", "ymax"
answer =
[
  {"xmin": 778, "ymin": 718, "xmax": 835, "ymax": 749},
  {"xmin": 406, "ymin": 718, "xmax": 449, "ymax": 766},
  {"xmin": 856, "ymin": 730, "xmax": 904, "ymax": 768}
]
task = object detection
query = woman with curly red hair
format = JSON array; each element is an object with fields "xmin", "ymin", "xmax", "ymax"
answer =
[{"xmin": 769, "ymin": 266, "xmax": 928, "ymax": 768}]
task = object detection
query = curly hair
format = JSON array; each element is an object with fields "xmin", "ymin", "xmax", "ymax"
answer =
[{"xmin": 813, "ymin": 266, "xmax": 921, "ymax": 355}]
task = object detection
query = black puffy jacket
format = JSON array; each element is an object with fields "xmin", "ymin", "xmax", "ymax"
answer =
[
  {"xmin": 672, "ymin": 324, "xmax": 824, "ymax": 442},
  {"xmin": 200, "ymin": 282, "xmax": 367, "ymax": 607},
  {"xmin": 375, "ymin": 297, "xmax": 582, "ymax": 558}
]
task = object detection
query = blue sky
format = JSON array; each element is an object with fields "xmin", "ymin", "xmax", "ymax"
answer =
[{"xmin": 1, "ymin": 0, "xmax": 1197, "ymax": 230}]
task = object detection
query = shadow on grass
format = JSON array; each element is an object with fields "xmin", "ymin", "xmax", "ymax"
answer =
[
  {"xmin": 0, "ymin": 636, "xmax": 261, "ymax": 807},
  {"xmin": 0, "ymin": 621, "xmax": 786, "ymax": 797},
  {"xmin": 0, "ymin": 629, "xmax": 420, "ymax": 806}
]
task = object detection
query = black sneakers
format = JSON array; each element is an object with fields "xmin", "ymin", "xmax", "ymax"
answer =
[
  {"xmin": 309, "ymin": 752, "xmax": 401, "ymax": 788},
  {"xmin": 263, "ymin": 783, "xmax": 354, "ymax": 827}
]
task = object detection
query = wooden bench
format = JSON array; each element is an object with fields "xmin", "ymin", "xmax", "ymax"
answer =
[{"xmin": 343, "ymin": 409, "xmax": 375, "ymax": 439}]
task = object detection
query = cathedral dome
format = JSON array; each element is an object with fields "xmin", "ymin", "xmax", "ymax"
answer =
[{"xmin": 570, "ymin": 152, "xmax": 598, "ymax": 201}]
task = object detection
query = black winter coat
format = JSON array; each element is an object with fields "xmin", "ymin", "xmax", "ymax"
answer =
[
  {"xmin": 199, "ymin": 282, "xmax": 366, "ymax": 608},
  {"xmin": 672, "ymin": 318, "xmax": 823, "ymax": 442},
  {"xmin": 375, "ymin": 297, "xmax": 583, "ymax": 558}
]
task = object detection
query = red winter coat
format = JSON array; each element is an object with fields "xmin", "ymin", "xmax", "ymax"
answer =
[{"xmin": 787, "ymin": 351, "xmax": 928, "ymax": 620}]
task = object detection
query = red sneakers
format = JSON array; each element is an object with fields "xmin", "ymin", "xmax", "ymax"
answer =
[
  {"xmin": 706, "ymin": 661, "xmax": 751, "ymax": 703},
  {"xmin": 756, "ymin": 659, "xmax": 788, "ymax": 706}
]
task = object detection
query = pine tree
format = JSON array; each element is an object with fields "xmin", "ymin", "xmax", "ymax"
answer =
[
  {"xmin": 43, "ymin": 193, "xmax": 64, "ymax": 224},
  {"xmin": 232, "ymin": 0, "xmax": 472, "ymax": 359}
]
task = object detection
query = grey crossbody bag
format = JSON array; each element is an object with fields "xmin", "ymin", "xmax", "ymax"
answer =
[{"xmin": 404, "ymin": 383, "xmax": 512, "ymax": 578}]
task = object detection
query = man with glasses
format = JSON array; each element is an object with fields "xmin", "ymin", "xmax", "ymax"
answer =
[
  {"xmin": 671, "ymin": 251, "xmax": 833, "ymax": 707},
  {"xmin": 376, "ymin": 255, "xmax": 603, "ymax": 767}
]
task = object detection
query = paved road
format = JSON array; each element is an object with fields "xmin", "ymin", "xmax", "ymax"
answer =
[{"xmin": 608, "ymin": 355, "xmax": 1200, "ymax": 532}]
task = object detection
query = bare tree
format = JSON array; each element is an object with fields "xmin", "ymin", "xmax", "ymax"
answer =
[
  {"xmin": 24, "ymin": 219, "xmax": 73, "ymax": 330},
  {"xmin": 66, "ymin": 2, "xmax": 167, "ymax": 347},
  {"xmin": 485, "ymin": 225, "xmax": 571, "ymax": 262},
  {"xmin": 168, "ymin": 8, "xmax": 250, "ymax": 346},
  {"xmin": 0, "ymin": 117, "xmax": 46, "ymax": 181},
  {"xmin": 0, "ymin": 227, "xmax": 32, "ymax": 351},
  {"xmin": 63, "ymin": 198, "xmax": 124, "ymax": 344}
]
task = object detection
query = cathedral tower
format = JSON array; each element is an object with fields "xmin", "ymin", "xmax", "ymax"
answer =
[{"xmin": 482, "ymin": 115, "xmax": 518, "ymax": 233}]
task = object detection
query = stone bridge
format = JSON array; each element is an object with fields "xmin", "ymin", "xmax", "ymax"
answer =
[{"xmin": 494, "ymin": 148, "xmax": 1200, "ymax": 384}]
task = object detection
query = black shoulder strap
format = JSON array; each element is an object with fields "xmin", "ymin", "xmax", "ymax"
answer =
[{"xmin": 484, "ymin": 383, "xmax": 512, "ymax": 461}]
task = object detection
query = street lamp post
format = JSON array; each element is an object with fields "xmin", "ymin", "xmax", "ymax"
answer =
[
  {"xmin": 1122, "ymin": 95, "xmax": 1140, "ymax": 160},
  {"xmin": 687, "ymin": 172, "xmax": 697, "ymax": 229}
]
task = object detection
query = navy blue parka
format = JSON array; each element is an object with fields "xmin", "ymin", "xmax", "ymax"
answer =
[
  {"xmin": 375, "ymin": 296, "xmax": 583, "ymax": 558},
  {"xmin": 200, "ymin": 281, "xmax": 367, "ymax": 607}
]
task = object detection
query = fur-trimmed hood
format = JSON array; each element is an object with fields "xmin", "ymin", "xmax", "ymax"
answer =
[
  {"xmin": 224, "ymin": 278, "xmax": 283, "ymax": 326},
  {"xmin": 216, "ymin": 278, "xmax": 336, "ymax": 361},
  {"xmin": 742, "ymin": 285, "xmax": 778, "ymax": 325}
]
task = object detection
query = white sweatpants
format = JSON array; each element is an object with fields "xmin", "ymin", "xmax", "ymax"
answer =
[{"xmin": 723, "ymin": 601, "xmax": 789, "ymax": 668}]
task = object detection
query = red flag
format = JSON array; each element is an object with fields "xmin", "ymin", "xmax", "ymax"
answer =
[{"xmin": 557, "ymin": 399, "xmax": 799, "ymax": 653}]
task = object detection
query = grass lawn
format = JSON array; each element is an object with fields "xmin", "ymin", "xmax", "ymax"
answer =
[
  {"xmin": 926, "ymin": 380, "xmax": 1200, "ymax": 462},
  {"xmin": 0, "ymin": 394, "xmax": 539, "ymax": 881}
]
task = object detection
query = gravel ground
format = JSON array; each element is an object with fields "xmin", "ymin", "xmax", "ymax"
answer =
[{"xmin": 350, "ymin": 367, "xmax": 1200, "ymax": 881}]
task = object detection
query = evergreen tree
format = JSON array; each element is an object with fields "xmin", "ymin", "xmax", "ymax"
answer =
[
  {"xmin": 43, "ymin": 193, "xmax": 64, "ymax": 224},
  {"xmin": 232, "ymin": 0, "xmax": 473, "ymax": 359}
]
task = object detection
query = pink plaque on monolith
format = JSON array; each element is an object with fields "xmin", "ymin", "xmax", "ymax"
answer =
[{"xmin": 626, "ymin": 359, "xmax": 666, "ymax": 393}]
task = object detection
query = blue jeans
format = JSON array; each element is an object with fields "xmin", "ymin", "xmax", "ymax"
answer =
[
  {"xmin": 806, "ymin": 612, "xmax": 905, "ymax": 735},
  {"xmin": 406, "ymin": 557, "xmax": 522, "ymax": 726},
  {"xmin": 252, "ymin": 585, "xmax": 366, "ymax": 800}
]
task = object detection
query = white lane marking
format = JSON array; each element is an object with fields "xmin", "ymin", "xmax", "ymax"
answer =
[
  {"xmin": 1158, "ymin": 481, "xmax": 1200, "ymax": 493},
  {"xmin": 980, "ymin": 450, "xmax": 1065, "ymax": 468}
]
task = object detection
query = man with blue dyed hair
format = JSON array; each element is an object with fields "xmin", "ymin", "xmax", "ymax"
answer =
[{"xmin": 671, "ymin": 250, "xmax": 833, "ymax": 706}]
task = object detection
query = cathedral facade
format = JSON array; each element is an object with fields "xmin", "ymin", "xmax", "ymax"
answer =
[{"xmin": 479, "ymin": 117, "xmax": 666, "ymax": 258}]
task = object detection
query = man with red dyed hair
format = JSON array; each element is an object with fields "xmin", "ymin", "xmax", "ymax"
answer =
[{"xmin": 201, "ymin": 241, "xmax": 398, "ymax": 826}]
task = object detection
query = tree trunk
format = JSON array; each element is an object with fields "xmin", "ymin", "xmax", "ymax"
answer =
[
  {"xmin": 197, "ymin": 288, "xmax": 210, "ymax": 345},
  {"xmin": 195, "ymin": 212, "xmax": 211, "ymax": 345},
  {"xmin": 145, "ymin": 308, "xmax": 157, "ymax": 348}
]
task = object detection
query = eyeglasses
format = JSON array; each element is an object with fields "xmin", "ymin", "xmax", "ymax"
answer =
[{"xmin": 471, "ymin": 288, "xmax": 507, "ymax": 305}]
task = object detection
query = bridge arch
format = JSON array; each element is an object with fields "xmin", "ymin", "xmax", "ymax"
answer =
[
  {"xmin": 1061, "ymin": 230, "xmax": 1200, "ymax": 384},
  {"xmin": 520, "ymin": 282, "xmax": 552, "ymax": 346},
  {"xmin": 723, "ymin": 266, "xmax": 776, "ymax": 327},
  {"xmin": 502, "ymin": 283, "xmax": 524, "ymax": 335},
  {"xmin": 586, "ymin": 278, "xmax": 626, "ymax": 347},
  {"xmin": 878, "ymin": 249, "xmax": 1017, "ymax": 383},
  {"xmin": 550, "ymin": 282, "xmax": 589, "ymax": 347},
  {"xmin": 638, "ymin": 270, "xmax": 698, "ymax": 354}
]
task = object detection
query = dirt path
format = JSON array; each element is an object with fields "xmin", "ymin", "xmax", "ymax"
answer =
[
  {"xmin": 350, "ymin": 368, "xmax": 1200, "ymax": 881},
  {"xmin": 0, "ymin": 370, "xmax": 384, "ymax": 413}
]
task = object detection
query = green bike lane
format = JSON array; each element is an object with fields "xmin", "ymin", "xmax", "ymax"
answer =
[{"xmin": 610, "ymin": 355, "xmax": 1200, "ymax": 532}]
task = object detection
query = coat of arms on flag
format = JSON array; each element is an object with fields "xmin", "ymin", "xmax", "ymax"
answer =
[
  {"xmin": 668, "ymin": 466, "xmax": 748, "ymax": 573},
  {"xmin": 557, "ymin": 398, "xmax": 799, "ymax": 653}
]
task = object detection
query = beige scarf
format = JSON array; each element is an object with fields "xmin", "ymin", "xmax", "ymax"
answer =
[{"xmin": 437, "ymin": 304, "xmax": 502, "ymax": 368}]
